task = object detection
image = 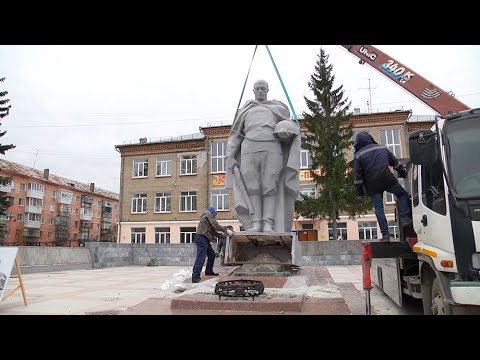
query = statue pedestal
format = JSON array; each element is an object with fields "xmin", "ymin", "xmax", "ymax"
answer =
[{"xmin": 224, "ymin": 231, "xmax": 303, "ymax": 276}]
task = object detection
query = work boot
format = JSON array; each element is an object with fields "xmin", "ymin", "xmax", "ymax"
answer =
[
  {"xmin": 204, "ymin": 271, "xmax": 219, "ymax": 276},
  {"xmin": 381, "ymin": 234, "xmax": 390, "ymax": 241},
  {"xmin": 192, "ymin": 277, "xmax": 201, "ymax": 283}
]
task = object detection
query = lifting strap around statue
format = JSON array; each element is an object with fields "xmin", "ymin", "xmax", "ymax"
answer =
[{"xmin": 233, "ymin": 45, "xmax": 299, "ymax": 126}]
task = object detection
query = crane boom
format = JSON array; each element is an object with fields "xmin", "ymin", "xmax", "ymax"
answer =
[{"xmin": 340, "ymin": 45, "xmax": 470, "ymax": 117}]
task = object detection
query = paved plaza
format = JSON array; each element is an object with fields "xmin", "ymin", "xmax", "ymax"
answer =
[{"xmin": 0, "ymin": 264, "xmax": 407, "ymax": 315}]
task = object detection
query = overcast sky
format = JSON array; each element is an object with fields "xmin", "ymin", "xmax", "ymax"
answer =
[{"xmin": 0, "ymin": 45, "xmax": 479, "ymax": 194}]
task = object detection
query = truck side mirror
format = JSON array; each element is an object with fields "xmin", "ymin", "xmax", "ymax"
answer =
[{"xmin": 409, "ymin": 130, "xmax": 437, "ymax": 165}]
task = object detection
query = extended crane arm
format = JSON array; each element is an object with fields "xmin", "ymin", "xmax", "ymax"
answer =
[{"xmin": 341, "ymin": 45, "xmax": 470, "ymax": 117}]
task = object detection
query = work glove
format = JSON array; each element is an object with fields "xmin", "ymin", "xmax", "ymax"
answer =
[
  {"xmin": 355, "ymin": 184, "xmax": 364, "ymax": 198},
  {"xmin": 398, "ymin": 168, "xmax": 407, "ymax": 179}
]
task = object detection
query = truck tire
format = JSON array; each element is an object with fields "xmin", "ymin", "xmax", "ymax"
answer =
[{"xmin": 431, "ymin": 277, "xmax": 451, "ymax": 315}]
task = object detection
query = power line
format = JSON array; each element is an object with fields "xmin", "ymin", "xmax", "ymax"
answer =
[{"xmin": 6, "ymin": 115, "xmax": 231, "ymax": 129}]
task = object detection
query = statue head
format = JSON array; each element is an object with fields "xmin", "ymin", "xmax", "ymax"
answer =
[{"xmin": 253, "ymin": 79, "xmax": 269, "ymax": 102}]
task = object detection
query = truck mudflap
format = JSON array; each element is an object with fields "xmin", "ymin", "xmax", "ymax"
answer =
[{"xmin": 450, "ymin": 281, "xmax": 480, "ymax": 306}]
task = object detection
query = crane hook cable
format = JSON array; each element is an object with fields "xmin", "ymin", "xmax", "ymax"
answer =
[
  {"xmin": 230, "ymin": 45, "xmax": 299, "ymax": 143},
  {"xmin": 265, "ymin": 45, "xmax": 299, "ymax": 125}
]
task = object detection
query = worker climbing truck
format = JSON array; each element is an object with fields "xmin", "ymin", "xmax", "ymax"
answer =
[{"xmin": 342, "ymin": 45, "xmax": 480, "ymax": 314}]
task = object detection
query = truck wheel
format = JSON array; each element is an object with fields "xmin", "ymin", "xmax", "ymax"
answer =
[{"xmin": 431, "ymin": 278, "xmax": 451, "ymax": 315}]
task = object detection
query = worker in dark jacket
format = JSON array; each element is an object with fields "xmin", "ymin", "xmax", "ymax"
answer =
[
  {"xmin": 192, "ymin": 207, "xmax": 227, "ymax": 283},
  {"xmin": 353, "ymin": 131, "xmax": 411, "ymax": 241}
]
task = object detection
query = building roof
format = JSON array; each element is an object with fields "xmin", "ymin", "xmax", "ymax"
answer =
[{"xmin": 0, "ymin": 159, "xmax": 119, "ymax": 201}]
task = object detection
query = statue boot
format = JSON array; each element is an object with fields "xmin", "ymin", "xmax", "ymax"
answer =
[
  {"xmin": 263, "ymin": 218, "xmax": 275, "ymax": 232},
  {"xmin": 248, "ymin": 219, "xmax": 263, "ymax": 232}
]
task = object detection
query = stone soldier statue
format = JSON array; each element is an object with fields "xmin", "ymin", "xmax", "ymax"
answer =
[{"xmin": 225, "ymin": 79, "xmax": 300, "ymax": 233}]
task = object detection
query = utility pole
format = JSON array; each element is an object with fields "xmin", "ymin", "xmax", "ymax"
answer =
[{"xmin": 359, "ymin": 78, "xmax": 376, "ymax": 113}]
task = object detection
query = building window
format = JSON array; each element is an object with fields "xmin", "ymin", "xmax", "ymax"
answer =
[
  {"xmin": 26, "ymin": 213, "xmax": 42, "ymax": 222},
  {"xmin": 18, "ymin": 198, "xmax": 25, "ymax": 206},
  {"xmin": 28, "ymin": 197, "xmax": 43, "ymax": 207},
  {"xmin": 180, "ymin": 191, "xmax": 197, "ymax": 212},
  {"xmin": 380, "ymin": 129, "xmax": 402, "ymax": 158},
  {"xmin": 180, "ymin": 155, "xmax": 197, "ymax": 175},
  {"xmin": 386, "ymin": 178, "xmax": 406, "ymax": 204},
  {"xmin": 300, "ymin": 184, "xmax": 315, "ymax": 198},
  {"xmin": 49, "ymin": 218, "xmax": 54, "ymax": 225},
  {"xmin": 131, "ymin": 227, "xmax": 146, "ymax": 244},
  {"xmin": 155, "ymin": 227, "xmax": 170, "ymax": 244},
  {"xmin": 17, "ymin": 214, "xmax": 23, "ymax": 221},
  {"xmin": 28, "ymin": 182, "xmax": 45, "ymax": 193},
  {"xmin": 156, "ymin": 157, "xmax": 172, "ymax": 177},
  {"xmin": 300, "ymin": 148, "xmax": 312, "ymax": 169},
  {"xmin": 328, "ymin": 222, "xmax": 348, "ymax": 240},
  {"xmin": 180, "ymin": 227, "xmax": 196, "ymax": 243},
  {"xmin": 358, "ymin": 221, "xmax": 378, "ymax": 240},
  {"xmin": 19, "ymin": 183, "xmax": 26, "ymax": 191},
  {"xmin": 302, "ymin": 223, "xmax": 314, "ymax": 229},
  {"xmin": 131, "ymin": 193, "xmax": 147, "ymax": 213},
  {"xmin": 211, "ymin": 189, "xmax": 229, "ymax": 211},
  {"xmin": 388, "ymin": 220, "xmax": 399, "ymax": 239},
  {"xmin": 76, "ymin": 196, "xmax": 80, "ymax": 202},
  {"xmin": 133, "ymin": 158, "xmax": 149, "ymax": 178},
  {"xmin": 155, "ymin": 192, "xmax": 171, "ymax": 213},
  {"xmin": 211, "ymin": 142, "xmax": 226, "ymax": 173},
  {"xmin": 48, "ymin": 232, "xmax": 53, "ymax": 239}
]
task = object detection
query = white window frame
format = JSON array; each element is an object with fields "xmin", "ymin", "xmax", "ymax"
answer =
[
  {"xmin": 155, "ymin": 192, "xmax": 171, "ymax": 213},
  {"xmin": 300, "ymin": 184, "xmax": 316, "ymax": 198},
  {"xmin": 380, "ymin": 128, "xmax": 402, "ymax": 158},
  {"xmin": 131, "ymin": 228, "xmax": 146, "ymax": 244},
  {"xmin": 300, "ymin": 148, "xmax": 312, "ymax": 169},
  {"xmin": 17, "ymin": 214, "xmax": 23, "ymax": 222},
  {"xmin": 133, "ymin": 158, "xmax": 149, "ymax": 178},
  {"xmin": 131, "ymin": 193, "xmax": 147, "ymax": 213},
  {"xmin": 211, "ymin": 189, "xmax": 229, "ymax": 211},
  {"xmin": 18, "ymin": 198, "xmax": 25, "ymax": 206},
  {"xmin": 28, "ymin": 182, "xmax": 45, "ymax": 192},
  {"xmin": 180, "ymin": 155, "xmax": 197, "ymax": 175},
  {"xmin": 388, "ymin": 221, "xmax": 399, "ymax": 239},
  {"xmin": 211, "ymin": 141, "xmax": 226, "ymax": 173},
  {"xmin": 358, "ymin": 221, "xmax": 378, "ymax": 240},
  {"xmin": 156, "ymin": 157, "xmax": 172, "ymax": 177},
  {"xmin": 180, "ymin": 191, "xmax": 197, "ymax": 212},
  {"xmin": 180, "ymin": 227, "xmax": 196, "ymax": 244},
  {"xmin": 328, "ymin": 222, "xmax": 348, "ymax": 240},
  {"xmin": 155, "ymin": 227, "xmax": 171, "ymax": 244}
]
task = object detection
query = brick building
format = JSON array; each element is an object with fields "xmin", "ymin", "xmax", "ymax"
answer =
[
  {"xmin": 114, "ymin": 110, "xmax": 434, "ymax": 244},
  {"xmin": 0, "ymin": 159, "xmax": 120, "ymax": 246}
]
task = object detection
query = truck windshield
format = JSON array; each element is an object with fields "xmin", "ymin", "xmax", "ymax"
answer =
[{"xmin": 446, "ymin": 118, "xmax": 480, "ymax": 198}]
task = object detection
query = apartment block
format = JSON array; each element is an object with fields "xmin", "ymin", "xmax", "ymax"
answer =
[
  {"xmin": 0, "ymin": 159, "xmax": 120, "ymax": 246},
  {"xmin": 115, "ymin": 110, "xmax": 434, "ymax": 244}
]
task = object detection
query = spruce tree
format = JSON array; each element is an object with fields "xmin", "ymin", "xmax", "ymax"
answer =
[
  {"xmin": 295, "ymin": 48, "xmax": 371, "ymax": 239},
  {"xmin": 0, "ymin": 77, "xmax": 16, "ymax": 222}
]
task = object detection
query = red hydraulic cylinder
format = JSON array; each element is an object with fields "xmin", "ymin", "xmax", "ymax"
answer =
[{"xmin": 361, "ymin": 242, "xmax": 373, "ymax": 314}]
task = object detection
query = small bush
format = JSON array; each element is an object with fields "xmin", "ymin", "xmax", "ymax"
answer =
[{"xmin": 146, "ymin": 257, "xmax": 158, "ymax": 267}]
